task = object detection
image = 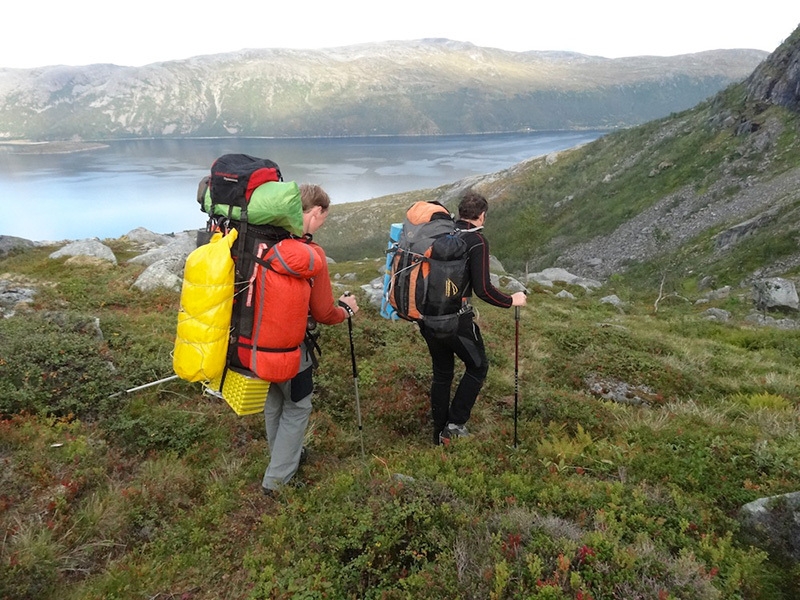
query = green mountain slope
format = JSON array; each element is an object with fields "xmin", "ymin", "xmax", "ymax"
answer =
[{"xmin": 317, "ymin": 28, "xmax": 800, "ymax": 298}]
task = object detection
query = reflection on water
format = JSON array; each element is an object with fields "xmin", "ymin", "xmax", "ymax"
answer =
[{"xmin": 0, "ymin": 132, "xmax": 606, "ymax": 241}]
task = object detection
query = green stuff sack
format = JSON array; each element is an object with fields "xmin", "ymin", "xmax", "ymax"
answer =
[
  {"xmin": 173, "ymin": 229, "xmax": 238, "ymax": 382},
  {"xmin": 203, "ymin": 180, "xmax": 304, "ymax": 237}
]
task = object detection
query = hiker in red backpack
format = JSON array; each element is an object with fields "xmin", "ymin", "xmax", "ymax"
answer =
[
  {"xmin": 261, "ymin": 184, "xmax": 359, "ymax": 496},
  {"xmin": 421, "ymin": 190, "xmax": 527, "ymax": 445}
]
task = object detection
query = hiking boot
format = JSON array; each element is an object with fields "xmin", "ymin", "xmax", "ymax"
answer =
[
  {"xmin": 439, "ymin": 422, "xmax": 470, "ymax": 444},
  {"xmin": 299, "ymin": 446, "xmax": 309, "ymax": 465}
]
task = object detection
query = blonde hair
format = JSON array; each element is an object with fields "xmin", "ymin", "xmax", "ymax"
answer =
[{"xmin": 299, "ymin": 183, "xmax": 330, "ymax": 212}]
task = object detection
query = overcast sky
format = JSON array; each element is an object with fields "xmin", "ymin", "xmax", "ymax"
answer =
[{"xmin": 3, "ymin": 1, "xmax": 799, "ymax": 69}]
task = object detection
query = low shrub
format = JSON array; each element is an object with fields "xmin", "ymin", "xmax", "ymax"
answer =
[
  {"xmin": 0, "ymin": 313, "xmax": 118, "ymax": 418},
  {"xmin": 101, "ymin": 396, "xmax": 212, "ymax": 456}
]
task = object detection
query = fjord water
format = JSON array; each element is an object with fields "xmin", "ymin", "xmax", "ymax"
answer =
[{"xmin": 0, "ymin": 132, "xmax": 605, "ymax": 242}]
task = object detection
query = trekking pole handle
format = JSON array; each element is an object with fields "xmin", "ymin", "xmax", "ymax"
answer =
[
  {"xmin": 515, "ymin": 289, "xmax": 528, "ymax": 320},
  {"xmin": 343, "ymin": 292, "xmax": 358, "ymax": 378},
  {"xmin": 339, "ymin": 291, "xmax": 356, "ymax": 317}
]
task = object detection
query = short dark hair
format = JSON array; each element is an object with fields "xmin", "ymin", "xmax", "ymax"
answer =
[{"xmin": 458, "ymin": 190, "xmax": 488, "ymax": 220}]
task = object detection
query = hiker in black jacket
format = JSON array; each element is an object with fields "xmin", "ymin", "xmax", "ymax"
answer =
[{"xmin": 420, "ymin": 190, "xmax": 527, "ymax": 445}]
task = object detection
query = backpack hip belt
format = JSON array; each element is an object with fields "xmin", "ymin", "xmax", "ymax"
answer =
[{"xmin": 457, "ymin": 299, "xmax": 473, "ymax": 316}]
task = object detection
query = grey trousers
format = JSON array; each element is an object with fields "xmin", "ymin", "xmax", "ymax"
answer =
[{"xmin": 261, "ymin": 347, "xmax": 314, "ymax": 492}]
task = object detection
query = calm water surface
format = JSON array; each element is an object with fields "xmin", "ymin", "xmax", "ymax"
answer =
[{"xmin": 0, "ymin": 132, "xmax": 606, "ymax": 241}]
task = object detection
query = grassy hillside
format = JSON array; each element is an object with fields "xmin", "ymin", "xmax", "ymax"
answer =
[
  {"xmin": 1, "ymin": 236, "xmax": 800, "ymax": 599},
  {"xmin": 317, "ymin": 80, "xmax": 800, "ymax": 297},
  {"xmin": 486, "ymin": 91, "xmax": 800, "ymax": 277}
]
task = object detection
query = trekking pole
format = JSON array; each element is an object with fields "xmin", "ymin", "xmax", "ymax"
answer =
[
  {"xmin": 108, "ymin": 374, "xmax": 179, "ymax": 398},
  {"xmin": 514, "ymin": 305, "xmax": 520, "ymax": 448},
  {"xmin": 343, "ymin": 292, "xmax": 366, "ymax": 458}
]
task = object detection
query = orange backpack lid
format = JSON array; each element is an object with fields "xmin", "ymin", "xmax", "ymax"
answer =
[{"xmin": 405, "ymin": 201, "xmax": 450, "ymax": 226}]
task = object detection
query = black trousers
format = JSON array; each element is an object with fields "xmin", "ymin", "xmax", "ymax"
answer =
[{"xmin": 421, "ymin": 313, "xmax": 489, "ymax": 441}]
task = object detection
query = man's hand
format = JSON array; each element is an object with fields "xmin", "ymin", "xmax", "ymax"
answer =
[
  {"xmin": 511, "ymin": 291, "xmax": 527, "ymax": 307},
  {"xmin": 339, "ymin": 293, "xmax": 359, "ymax": 315}
]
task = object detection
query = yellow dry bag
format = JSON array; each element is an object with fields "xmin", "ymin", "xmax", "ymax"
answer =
[{"xmin": 173, "ymin": 229, "xmax": 238, "ymax": 382}]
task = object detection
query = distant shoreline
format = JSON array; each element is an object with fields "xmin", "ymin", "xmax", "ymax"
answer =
[
  {"xmin": 0, "ymin": 129, "xmax": 611, "ymax": 149},
  {"xmin": 0, "ymin": 141, "xmax": 110, "ymax": 155},
  {"xmin": 0, "ymin": 131, "xmax": 612, "ymax": 155}
]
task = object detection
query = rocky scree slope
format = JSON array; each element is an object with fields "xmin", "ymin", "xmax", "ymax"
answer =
[{"xmin": 528, "ymin": 26, "xmax": 800, "ymax": 284}]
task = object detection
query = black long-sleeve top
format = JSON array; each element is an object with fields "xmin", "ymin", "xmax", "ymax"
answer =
[{"xmin": 456, "ymin": 219, "xmax": 514, "ymax": 308}]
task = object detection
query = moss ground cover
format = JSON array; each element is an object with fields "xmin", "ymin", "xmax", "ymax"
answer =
[{"xmin": 2, "ymin": 242, "xmax": 800, "ymax": 599}]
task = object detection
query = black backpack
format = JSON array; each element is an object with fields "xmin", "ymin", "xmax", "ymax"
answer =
[
  {"xmin": 209, "ymin": 154, "xmax": 282, "ymax": 207},
  {"xmin": 386, "ymin": 201, "xmax": 470, "ymax": 338}
]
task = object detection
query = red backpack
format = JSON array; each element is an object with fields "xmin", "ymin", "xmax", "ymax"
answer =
[{"xmin": 233, "ymin": 236, "xmax": 324, "ymax": 383}]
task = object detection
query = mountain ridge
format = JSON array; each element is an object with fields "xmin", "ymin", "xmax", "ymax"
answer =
[{"xmin": 0, "ymin": 39, "xmax": 766, "ymax": 141}]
